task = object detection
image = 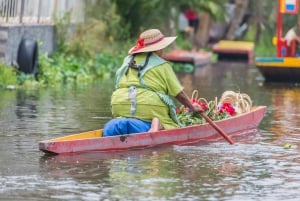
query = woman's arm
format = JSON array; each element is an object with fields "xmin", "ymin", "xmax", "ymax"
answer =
[{"xmin": 175, "ymin": 91, "xmax": 203, "ymax": 113}]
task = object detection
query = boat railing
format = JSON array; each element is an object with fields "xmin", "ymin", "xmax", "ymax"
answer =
[{"xmin": 0, "ymin": 0, "xmax": 85, "ymax": 24}]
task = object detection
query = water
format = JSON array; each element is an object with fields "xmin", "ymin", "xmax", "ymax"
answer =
[{"xmin": 1, "ymin": 62, "xmax": 300, "ymax": 201}]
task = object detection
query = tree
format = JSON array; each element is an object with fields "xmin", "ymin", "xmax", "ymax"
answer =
[{"xmin": 225, "ymin": 0, "xmax": 249, "ymax": 40}]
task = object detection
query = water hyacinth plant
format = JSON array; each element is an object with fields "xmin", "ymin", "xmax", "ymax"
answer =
[{"xmin": 0, "ymin": 64, "xmax": 18, "ymax": 89}]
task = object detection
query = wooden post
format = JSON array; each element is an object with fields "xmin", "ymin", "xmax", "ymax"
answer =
[
  {"xmin": 276, "ymin": 0, "xmax": 282, "ymax": 57},
  {"xmin": 19, "ymin": 0, "xmax": 24, "ymax": 24}
]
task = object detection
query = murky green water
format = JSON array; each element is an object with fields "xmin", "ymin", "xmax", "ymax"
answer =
[{"xmin": 1, "ymin": 62, "xmax": 300, "ymax": 201}]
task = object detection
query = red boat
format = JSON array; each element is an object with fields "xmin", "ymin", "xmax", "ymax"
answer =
[
  {"xmin": 39, "ymin": 106, "xmax": 266, "ymax": 154},
  {"xmin": 163, "ymin": 49, "xmax": 212, "ymax": 67}
]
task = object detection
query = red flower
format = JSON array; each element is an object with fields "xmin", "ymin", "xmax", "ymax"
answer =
[
  {"xmin": 218, "ymin": 102, "xmax": 235, "ymax": 116},
  {"xmin": 131, "ymin": 38, "xmax": 145, "ymax": 52},
  {"xmin": 200, "ymin": 102, "xmax": 209, "ymax": 110},
  {"xmin": 137, "ymin": 38, "xmax": 145, "ymax": 47}
]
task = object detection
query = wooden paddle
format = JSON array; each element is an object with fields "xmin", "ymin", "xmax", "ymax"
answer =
[{"xmin": 200, "ymin": 111, "xmax": 235, "ymax": 144}]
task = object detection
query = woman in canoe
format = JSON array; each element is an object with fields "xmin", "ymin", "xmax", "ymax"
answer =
[{"xmin": 103, "ymin": 28, "xmax": 203, "ymax": 136}]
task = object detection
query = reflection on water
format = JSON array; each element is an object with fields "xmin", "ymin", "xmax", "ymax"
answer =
[
  {"xmin": 1, "ymin": 63, "xmax": 300, "ymax": 200},
  {"xmin": 253, "ymin": 82, "xmax": 300, "ymax": 149},
  {"xmin": 263, "ymin": 85, "xmax": 300, "ymax": 146}
]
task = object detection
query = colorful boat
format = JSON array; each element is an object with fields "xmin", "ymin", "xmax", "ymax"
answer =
[
  {"xmin": 255, "ymin": 57, "xmax": 300, "ymax": 82},
  {"xmin": 163, "ymin": 49, "xmax": 212, "ymax": 67},
  {"xmin": 39, "ymin": 106, "xmax": 266, "ymax": 155},
  {"xmin": 255, "ymin": 0, "xmax": 300, "ymax": 82},
  {"xmin": 212, "ymin": 40, "xmax": 254, "ymax": 64}
]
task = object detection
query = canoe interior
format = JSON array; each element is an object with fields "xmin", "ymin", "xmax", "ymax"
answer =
[{"xmin": 45, "ymin": 129, "xmax": 103, "ymax": 142}]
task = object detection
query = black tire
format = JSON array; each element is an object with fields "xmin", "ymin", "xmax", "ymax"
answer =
[{"xmin": 17, "ymin": 38, "xmax": 39, "ymax": 75}]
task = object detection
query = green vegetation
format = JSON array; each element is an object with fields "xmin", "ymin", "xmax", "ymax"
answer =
[
  {"xmin": 38, "ymin": 52, "xmax": 124, "ymax": 86},
  {"xmin": 0, "ymin": 64, "xmax": 18, "ymax": 88},
  {"xmin": 172, "ymin": 62, "xmax": 195, "ymax": 73}
]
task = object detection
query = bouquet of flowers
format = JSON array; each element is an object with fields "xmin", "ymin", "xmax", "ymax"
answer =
[{"xmin": 176, "ymin": 90, "xmax": 252, "ymax": 127}]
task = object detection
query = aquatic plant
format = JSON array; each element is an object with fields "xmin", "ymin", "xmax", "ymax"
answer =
[
  {"xmin": 37, "ymin": 52, "xmax": 124, "ymax": 86},
  {"xmin": 0, "ymin": 64, "xmax": 18, "ymax": 89}
]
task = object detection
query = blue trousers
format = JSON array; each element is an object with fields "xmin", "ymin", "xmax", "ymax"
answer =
[{"xmin": 103, "ymin": 118, "xmax": 151, "ymax": 137}]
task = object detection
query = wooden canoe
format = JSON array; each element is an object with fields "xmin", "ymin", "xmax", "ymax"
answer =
[{"xmin": 39, "ymin": 106, "xmax": 266, "ymax": 154}]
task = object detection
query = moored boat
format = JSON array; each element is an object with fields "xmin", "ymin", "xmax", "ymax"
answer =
[
  {"xmin": 255, "ymin": 0, "xmax": 300, "ymax": 82},
  {"xmin": 255, "ymin": 57, "xmax": 300, "ymax": 82},
  {"xmin": 212, "ymin": 40, "xmax": 254, "ymax": 64},
  {"xmin": 163, "ymin": 49, "xmax": 212, "ymax": 67},
  {"xmin": 39, "ymin": 106, "xmax": 266, "ymax": 155}
]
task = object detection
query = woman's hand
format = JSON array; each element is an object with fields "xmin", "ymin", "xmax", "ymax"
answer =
[
  {"xmin": 192, "ymin": 103, "xmax": 204, "ymax": 113},
  {"xmin": 176, "ymin": 91, "xmax": 204, "ymax": 113}
]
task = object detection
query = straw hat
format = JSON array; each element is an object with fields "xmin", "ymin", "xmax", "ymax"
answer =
[{"xmin": 128, "ymin": 29, "xmax": 176, "ymax": 55}]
